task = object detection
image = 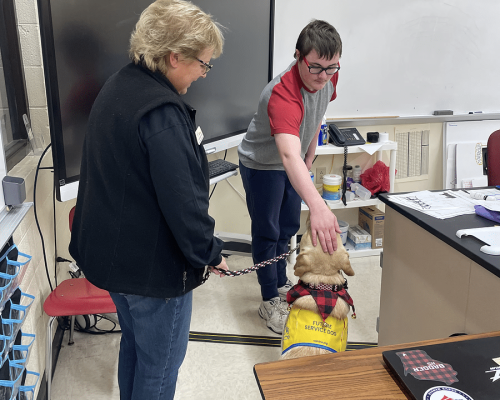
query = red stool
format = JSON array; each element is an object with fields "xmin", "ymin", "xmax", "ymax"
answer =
[{"xmin": 43, "ymin": 278, "xmax": 116, "ymax": 400}]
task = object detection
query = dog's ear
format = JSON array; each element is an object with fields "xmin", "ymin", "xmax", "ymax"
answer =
[
  {"xmin": 341, "ymin": 259, "xmax": 355, "ymax": 276},
  {"xmin": 294, "ymin": 253, "xmax": 311, "ymax": 277},
  {"xmin": 335, "ymin": 233, "xmax": 355, "ymax": 276},
  {"xmin": 298, "ymin": 222, "xmax": 314, "ymax": 253}
]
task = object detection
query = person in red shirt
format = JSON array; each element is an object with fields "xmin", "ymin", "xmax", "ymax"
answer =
[{"xmin": 238, "ymin": 20, "xmax": 342, "ymax": 334}]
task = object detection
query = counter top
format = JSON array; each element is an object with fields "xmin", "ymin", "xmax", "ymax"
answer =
[{"xmin": 378, "ymin": 191, "xmax": 499, "ymax": 278}]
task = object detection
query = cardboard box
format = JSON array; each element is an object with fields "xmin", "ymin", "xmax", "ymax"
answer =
[
  {"xmin": 358, "ymin": 206, "xmax": 385, "ymax": 248},
  {"xmin": 347, "ymin": 225, "xmax": 371, "ymax": 250}
]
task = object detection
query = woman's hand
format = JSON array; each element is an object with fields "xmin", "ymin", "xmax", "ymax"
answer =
[{"xmin": 209, "ymin": 257, "xmax": 229, "ymax": 277}]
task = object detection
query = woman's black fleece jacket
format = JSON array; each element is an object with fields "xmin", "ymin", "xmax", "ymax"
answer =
[{"xmin": 69, "ymin": 62, "xmax": 223, "ymax": 298}]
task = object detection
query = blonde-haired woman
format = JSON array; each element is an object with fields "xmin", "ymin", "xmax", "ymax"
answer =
[{"xmin": 69, "ymin": 1, "xmax": 228, "ymax": 398}]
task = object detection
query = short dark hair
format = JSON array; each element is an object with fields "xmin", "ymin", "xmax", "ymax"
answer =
[{"xmin": 295, "ymin": 20, "xmax": 342, "ymax": 61}]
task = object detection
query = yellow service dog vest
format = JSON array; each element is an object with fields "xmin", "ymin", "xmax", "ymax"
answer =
[{"xmin": 282, "ymin": 307, "xmax": 348, "ymax": 356}]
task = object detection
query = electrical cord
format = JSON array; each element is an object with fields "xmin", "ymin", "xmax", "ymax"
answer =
[
  {"xmin": 53, "ymin": 181, "xmax": 58, "ymax": 287},
  {"xmin": 209, "ymin": 183, "xmax": 217, "ymax": 200},
  {"xmin": 33, "ymin": 143, "xmax": 72, "ymax": 289},
  {"xmin": 341, "ymin": 145, "xmax": 348, "ymax": 206},
  {"xmin": 57, "ymin": 313, "xmax": 121, "ymax": 335},
  {"xmin": 75, "ymin": 314, "xmax": 121, "ymax": 334},
  {"xmin": 56, "ymin": 257, "xmax": 82, "ymax": 278},
  {"xmin": 33, "ymin": 143, "xmax": 54, "ymax": 291},
  {"xmin": 225, "ymin": 179, "xmax": 245, "ymax": 201}
]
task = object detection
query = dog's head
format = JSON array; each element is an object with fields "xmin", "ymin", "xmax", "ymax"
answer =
[{"xmin": 294, "ymin": 215, "xmax": 354, "ymax": 286}]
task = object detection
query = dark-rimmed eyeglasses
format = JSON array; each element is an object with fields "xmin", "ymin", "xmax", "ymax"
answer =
[
  {"xmin": 197, "ymin": 58, "xmax": 213, "ymax": 74},
  {"xmin": 303, "ymin": 56, "xmax": 340, "ymax": 75}
]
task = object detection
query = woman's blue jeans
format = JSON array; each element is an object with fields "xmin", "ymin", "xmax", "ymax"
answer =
[{"xmin": 109, "ymin": 291, "xmax": 193, "ymax": 400}]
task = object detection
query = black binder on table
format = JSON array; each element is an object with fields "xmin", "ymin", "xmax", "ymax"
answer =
[{"xmin": 382, "ymin": 336, "xmax": 500, "ymax": 400}]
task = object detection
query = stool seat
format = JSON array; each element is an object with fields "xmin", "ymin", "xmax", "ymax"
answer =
[{"xmin": 43, "ymin": 278, "xmax": 116, "ymax": 317}]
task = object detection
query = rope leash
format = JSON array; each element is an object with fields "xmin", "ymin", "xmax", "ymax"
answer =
[{"xmin": 201, "ymin": 245, "xmax": 300, "ymax": 284}]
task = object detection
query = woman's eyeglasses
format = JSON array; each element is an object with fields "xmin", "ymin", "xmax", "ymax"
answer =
[{"xmin": 197, "ymin": 58, "xmax": 213, "ymax": 74}]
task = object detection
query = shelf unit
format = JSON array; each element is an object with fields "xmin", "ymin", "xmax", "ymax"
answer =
[
  {"xmin": 0, "ymin": 205, "xmax": 37, "ymax": 399},
  {"xmin": 290, "ymin": 141, "xmax": 397, "ymax": 263},
  {"xmin": 301, "ymin": 197, "xmax": 381, "ymax": 211}
]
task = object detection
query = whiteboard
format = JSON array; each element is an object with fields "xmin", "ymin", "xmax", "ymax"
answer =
[{"xmin": 274, "ymin": 0, "xmax": 500, "ymax": 119}]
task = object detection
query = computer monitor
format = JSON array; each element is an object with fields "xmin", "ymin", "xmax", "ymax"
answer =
[{"xmin": 37, "ymin": 0, "xmax": 274, "ymax": 201}]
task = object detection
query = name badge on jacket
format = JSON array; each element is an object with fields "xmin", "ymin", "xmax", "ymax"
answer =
[{"xmin": 195, "ymin": 127, "xmax": 204, "ymax": 145}]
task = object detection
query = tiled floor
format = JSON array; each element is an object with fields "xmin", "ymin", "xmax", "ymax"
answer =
[{"xmin": 50, "ymin": 254, "xmax": 382, "ymax": 399}]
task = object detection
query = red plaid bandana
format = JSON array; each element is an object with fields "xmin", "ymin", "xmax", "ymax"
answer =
[{"xmin": 287, "ymin": 280, "xmax": 355, "ymax": 322}]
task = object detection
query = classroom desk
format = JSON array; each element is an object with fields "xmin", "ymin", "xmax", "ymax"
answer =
[
  {"xmin": 377, "ymin": 191, "xmax": 499, "ymax": 346},
  {"xmin": 253, "ymin": 330, "xmax": 500, "ymax": 400}
]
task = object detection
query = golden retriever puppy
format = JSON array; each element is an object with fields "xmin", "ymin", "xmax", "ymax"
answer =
[{"xmin": 281, "ymin": 217, "xmax": 355, "ymax": 360}]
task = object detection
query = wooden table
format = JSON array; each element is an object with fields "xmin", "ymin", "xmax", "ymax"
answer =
[{"xmin": 254, "ymin": 330, "xmax": 500, "ymax": 399}]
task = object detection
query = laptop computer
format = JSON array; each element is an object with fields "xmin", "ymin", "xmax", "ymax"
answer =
[{"xmin": 382, "ymin": 336, "xmax": 500, "ymax": 400}]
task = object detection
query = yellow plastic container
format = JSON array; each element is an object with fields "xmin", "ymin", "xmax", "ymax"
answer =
[{"xmin": 322, "ymin": 174, "xmax": 342, "ymax": 201}]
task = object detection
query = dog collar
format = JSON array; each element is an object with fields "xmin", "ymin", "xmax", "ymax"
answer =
[{"xmin": 307, "ymin": 282, "xmax": 344, "ymax": 291}]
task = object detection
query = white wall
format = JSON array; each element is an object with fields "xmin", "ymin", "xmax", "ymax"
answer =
[
  {"xmin": 16, "ymin": 0, "xmax": 51, "ymax": 147},
  {"xmin": 274, "ymin": 0, "xmax": 500, "ymax": 118}
]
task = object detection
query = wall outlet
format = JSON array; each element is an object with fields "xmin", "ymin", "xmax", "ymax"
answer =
[{"xmin": 316, "ymin": 167, "xmax": 326, "ymax": 184}]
